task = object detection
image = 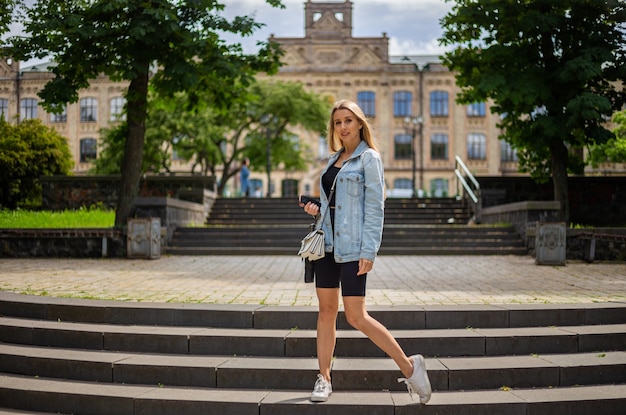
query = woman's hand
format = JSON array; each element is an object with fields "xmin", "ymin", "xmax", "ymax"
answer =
[
  {"xmin": 357, "ymin": 258, "xmax": 373, "ymax": 276},
  {"xmin": 298, "ymin": 195, "xmax": 320, "ymax": 216}
]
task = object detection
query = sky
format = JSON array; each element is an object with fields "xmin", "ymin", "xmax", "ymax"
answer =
[
  {"xmin": 222, "ymin": 0, "xmax": 454, "ymax": 56},
  {"xmin": 7, "ymin": 0, "xmax": 454, "ymax": 64}
]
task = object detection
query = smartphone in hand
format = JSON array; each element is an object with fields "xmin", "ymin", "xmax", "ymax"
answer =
[{"xmin": 299, "ymin": 195, "xmax": 321, "ymax": 207}]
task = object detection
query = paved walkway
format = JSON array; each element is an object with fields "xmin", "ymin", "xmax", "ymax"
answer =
[
  {"xmin": 1, "ymin": 255, "xmax": 625, "ymax": 306},
  {"xmin": 0, "ymin": 255, "xmax": 625, "ymax": 306}
]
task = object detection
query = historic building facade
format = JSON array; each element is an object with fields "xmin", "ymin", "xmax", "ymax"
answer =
[
  {"xmin": 1, "ymin": 0, "xmax": 621, "ymax": 198},
  {"xmin": 0, "ymin": 58, "xmax": 129, "ymax": 175},
  {"xmin": 257, "ymin": 0, "xmax": 518, "ymax": 198}
]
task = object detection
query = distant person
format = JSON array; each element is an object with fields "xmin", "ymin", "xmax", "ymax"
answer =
[
  {"xmin": 299, "ymin": 99, "xmax": 431, "ymax": 403},
  {"xmin": 240, "ymin": 158, "xmax": 250, "ymax": 197}
]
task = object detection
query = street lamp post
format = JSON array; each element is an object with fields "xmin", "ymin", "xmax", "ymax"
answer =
[
  {"xmin": 404, "ymin": 115, "xmax": 423, "ymax": 198},
  {"xmin": 261, "ymin": 114, "xmax": 276, "ymax": 198},
  {"xmin": 266, "ymin": 126, "xmax": 272, "ymax": 197}
]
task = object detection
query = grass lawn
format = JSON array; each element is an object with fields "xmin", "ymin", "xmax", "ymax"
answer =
[{"xmin": 0, "ymin": 209, "xmax": 115, "ymax": 228}]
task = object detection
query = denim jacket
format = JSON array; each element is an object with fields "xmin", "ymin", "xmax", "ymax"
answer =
[{"xmin": 318, "ymin": 140, "xmax": 385, "ymax": 263}]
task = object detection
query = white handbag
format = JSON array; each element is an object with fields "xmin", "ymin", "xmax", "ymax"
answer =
[
  {"xmin": 298, "ymin": 228, "xmax": 325, "ymax": 261},
  {"xmin": 297, "ymin": 171, "xmax": 339, "ymax": 262}
]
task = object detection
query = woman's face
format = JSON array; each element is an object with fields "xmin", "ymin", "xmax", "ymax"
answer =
[{"xmin": 333, "ymin": 109, "xmax": 362, "ymax": 148}]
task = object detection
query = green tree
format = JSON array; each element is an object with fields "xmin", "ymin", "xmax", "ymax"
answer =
[
  {"xmin": 99, "ymin": 80, "xmax": 329, "ymax": 196},
  {"xmin": 440, "ymin": 0, "xmax": 626, "ymax": 222},
  {"xmin": 241, "ymin": 80, "xmax": 329, "ymax": 196},
  {"xmin": 0, "ymin": 118, "xmax": 73, "ymax": 208},
  {"xmin": 9, "ymin": 0, "xmax": 283, "ymax": 227},
  {"xmin": 176, "ymin": 80, "xmax": 329, "ymax": 196},
  {"xmin": 589, "ymin": 110, "xmax": 626, "ymax": 167}
]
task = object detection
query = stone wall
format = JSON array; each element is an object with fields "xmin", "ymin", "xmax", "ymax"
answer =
[
  {"xmin": 0, "ymin": 175, "xmax": 215, "ymax": 258},
  {"xmin": 0, "ymin": 229, "xmax": 125, "ymax": 258},
  {"xmin": 40, "ymin": 175, "xmax": 216, "ymax": 210},
  {"xmin": 477, "ymin": 176, "xmax": 626, "ymax": 227},
  {"xmin": 482, "ymin": 201, "xmax": 626, "ymax": 261},
  {"xmin": 134, "ymin": 196, "xmax": 207, "ymax": 245}
]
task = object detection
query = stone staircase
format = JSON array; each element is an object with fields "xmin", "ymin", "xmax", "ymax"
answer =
[
  {"xmin": 0, "ymin": 291, "xmax": 624, "ymax": 414},
  {"xmin": 166, "ymin": 197, "xmax": 527, "ymax": 256}
]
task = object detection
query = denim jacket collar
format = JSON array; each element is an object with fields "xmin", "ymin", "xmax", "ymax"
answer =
[{"xmin": 330, "ymin": 139, "xmax": 370, "ymax": 166}]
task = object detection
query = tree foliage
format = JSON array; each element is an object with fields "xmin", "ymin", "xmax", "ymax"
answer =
[
  {"xmin": 9, "ymin": 0, "xmax": 284, "ymax": 226},
  {"xmin": 95, "ymin": 80, "xmax": 330, "ymax": 196},
  {"xmin": 0, "ymin": 0, "xmax": 19, "ymax": 46},
  {"xmin": 440, "ymin": 0, "xmax": 626, "ymax": 222},
  {"xmin": 589, "ymin": 110, "xmax": 626, "ymax": 167},
  {"xmin": 0, "ymin": 118, "xmax": 73, "ymax": 208}
]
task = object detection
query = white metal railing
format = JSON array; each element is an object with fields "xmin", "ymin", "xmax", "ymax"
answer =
[{"xmin": 454, "ymin": 156, "xmax": 481, "ymax": 222}]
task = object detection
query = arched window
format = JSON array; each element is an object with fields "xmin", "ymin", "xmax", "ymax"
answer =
[
  {"xmin": 80, "ymin": 138, "xmax": 97, "ymax": 163},
  {"xmin": 357, "ymin": 91, "xmax": 376, "ymax": 117},
  {"xmin": 394, "ymin": 178, "xmax": 412, "ymax": 190},
  {"xmin": 393, "ymin": 91, "xmax": 412, "ymax": 117},
  {"xmin": 394, "ymin": 134, "xmax": 412, "ymax": 160},
  {"xmin": 430, "ymin": 178, "xmax": 449, "ymax": 197},
  {"xmin": 501, "ymin": 140, "xmax": 518, "ymax": 162},
  {"xmin": 50, "ymin": 105, "xmax": 67, "ymax": 123},
  {"xmin": 80, "ymin": 97, "xmax": 98, "ymax": 122},
  {"xmin": 467, "ymin": 102, "xmax": 486, "ymax": 117},
  {"xmin": 318, "ymin": 135, "xmax": 328, "ymax": 160},
  {"xmin": 20, "ymin": 98, "xmax": 38, "ymax": 120},
  {"xmin": 0, "ymin": 99, "xmax": 8, "ymax": 121},
  {"xmin": 429, "ymin": 91, "xmax": 448, "ymax": 117},
  {"xmin": 110, "ymin": 97, "xmax": 126, "ymax": 121},
  {"xmin": 467, "ymin": 133, "xmax": 486, "ymax": 160},
  {"xmin": 431, "ymin": 133, "xmax": 449, "ymax": 160}
]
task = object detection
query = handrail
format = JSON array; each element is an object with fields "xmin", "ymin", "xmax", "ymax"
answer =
[
  {"xmin": 454, "ymin": 156, "xmax": 482, "ymax": 223},
  {"xmin": 454, "ymin": 170, "xmax": 478, "ymax": 204}
]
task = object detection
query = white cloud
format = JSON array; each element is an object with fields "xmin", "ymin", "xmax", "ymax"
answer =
[
  {"xmin": 7, "ymin": 0, "xmax": 453, "ymax": 59},
  {"xmin": 222, "ymin": 0, "xmax": 453, "ymax": 55}
]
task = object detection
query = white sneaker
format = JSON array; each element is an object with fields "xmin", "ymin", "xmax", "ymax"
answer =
[
  {"xmin": 310, "ymin": 374, "xmax": 332, "ymax": 402},
  {"xmin": 398, "ymin": 354, "xmax": 431, "ymax": 404}
]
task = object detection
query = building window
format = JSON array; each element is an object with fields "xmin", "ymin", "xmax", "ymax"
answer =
[
  {"xmin": 0, "ymin": 99, "xmax": 8, "ymax": 121},
  {"xmin": 50, "ymin": 105, "xmax": 67, "ymax": 123},
  {"xmin": 20, "ymin": 98, "xmax": 38, "ymax": 120},
  {"xmin": 467, "ymin": 133, "xmax": 486, "ymax": 160},
  {"xmin": 501, "ymin": 139, "xmax": 518, "ymax": 162},
  {"xmin": 467, "ymin": 102, "xmax": 486, "ymax": 117},
  {"xmin": 318, "ymin": 135, "xmax": 328, "ymax": 160},
  {"xmin": 430, "ymin": 91, "xmax": 448, "ymax": 117},
  {"xmin": 394, "ymin": 134, "xmax": 412, "ymax": 160},
  {"xmin": 394, "ymin": 178, "xmax": 412, "ymax": 190},
  {"xmin": 80, "ymin": 97, "xmax": 98, "ymax": 122},
  {"xmin": 430, "ymin": 178, "xmax": 449, "ymax": 197},
  {"xmin": 393, "ymin": 91, "xmax": 412, "ymax": 117},
  {"xmin": 171, "ymin": 134, "xmax": 183, "ymax": 161},
  {"xmin": 80, "ymin": 138, "xmax": 97, "ymax": 163},
  {"xmin": 357, "ymin": 91, "xmax": 376, "ymax": 117},
  {"xmin": 431, "ymin": 133, "xmax": 448, "ymax": 160},
  {"xmin": 110, "ymin": 97, "xmax": 126, "ymax": 121}
]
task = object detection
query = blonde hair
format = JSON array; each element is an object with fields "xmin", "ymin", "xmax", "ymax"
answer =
[{"xmin": 327, "ymin": 99, "xmax": 380, "ymax": 153}]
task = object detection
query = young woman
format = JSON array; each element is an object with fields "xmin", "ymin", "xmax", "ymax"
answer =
[{"xmin": 300, "ymin": 99, "xmax": 431, "ymax": 403}]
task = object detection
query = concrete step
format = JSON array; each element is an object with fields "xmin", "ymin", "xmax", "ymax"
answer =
[
  {"xmin": 1, "ymin": 343, "xmax": 624, "ymax": 392},
  {"xmin": 166, "ymin": 246, "xmax": 530, "ymax": 256},
  {"xmin": 0, "ymin": 409, "xmax": 68, "ymax": 415},
  {"xmin": 1, "ymin": 373, "xmax": 625, "ymax": 415},
  {"xmin": 1, "ymin": 294, "xmax": 625, "ymax": 414},
  {"xmin": 1, "ymin": 316, "xmax": 625, "ymax": 357},
  {"xmin": 2, "ymin": 292, "xmax": 625, "ymax": 330},
  {"xmin": 173, "ymin": 195, "xmax": 516, "ymax": 255}
]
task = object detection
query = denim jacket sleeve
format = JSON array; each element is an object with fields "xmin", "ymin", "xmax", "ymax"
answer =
[{"xmin": 359, "ymin": 149, "xmax": 385, "ymax": 261}]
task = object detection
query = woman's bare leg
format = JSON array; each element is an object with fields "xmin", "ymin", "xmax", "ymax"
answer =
[
  {"xmin": 343, "ymin": 296, "xmax": 414, "ymax": 377},
  {"xmin": 316, "ymin": 287, "xmax": 340, "ymax": 381}
]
